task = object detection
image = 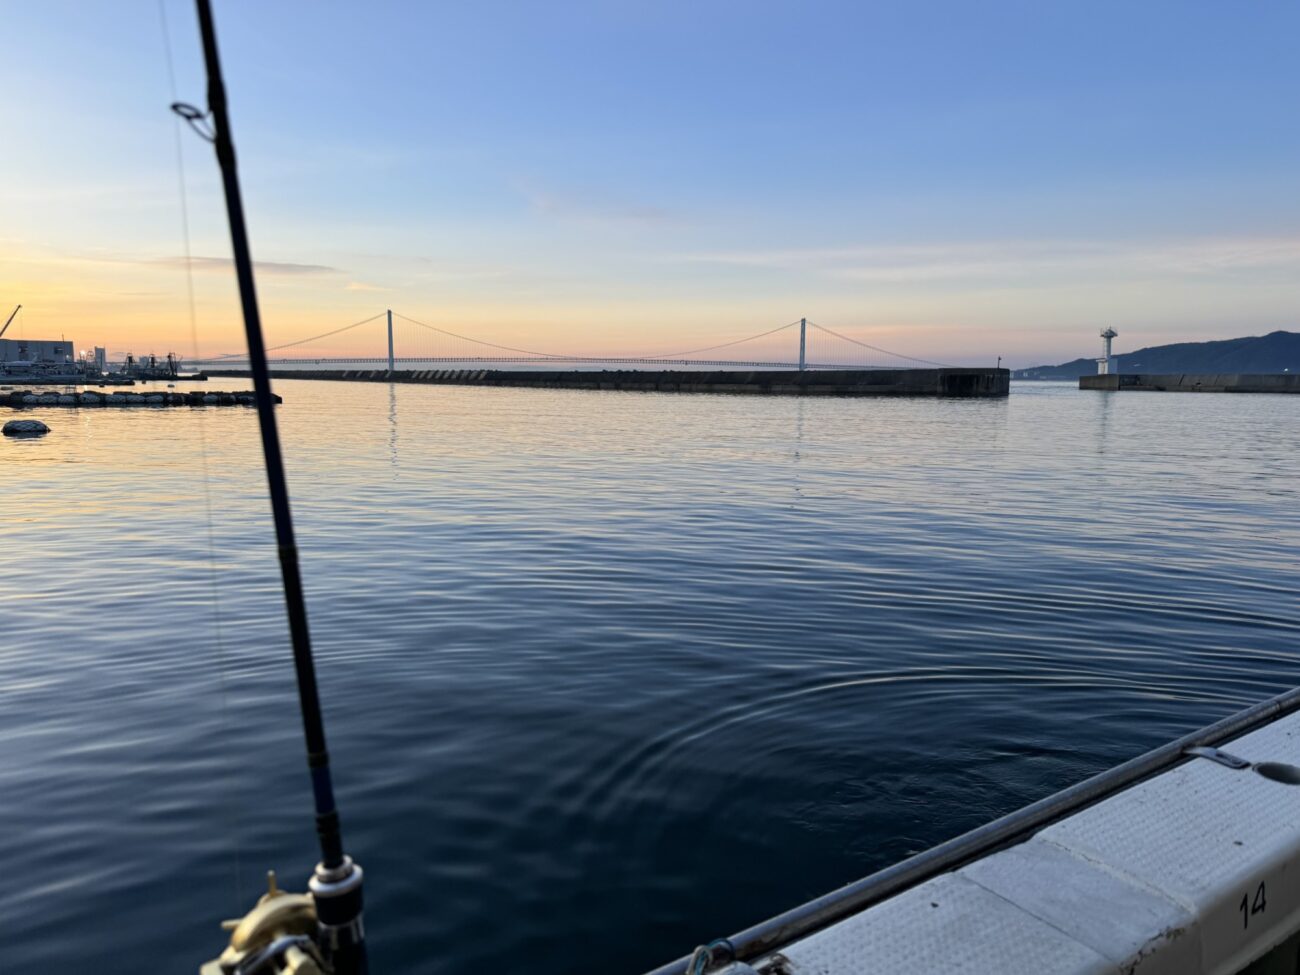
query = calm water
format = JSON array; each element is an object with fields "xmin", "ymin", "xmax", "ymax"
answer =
[{"xmin": 2, "ymin": 380, "xmax": 1298, "ymax": 973}]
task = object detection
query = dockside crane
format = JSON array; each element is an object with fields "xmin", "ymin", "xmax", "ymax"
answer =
[{"xmin": 0, "ymin": 305, "xmax": 20, "ymax": 338}]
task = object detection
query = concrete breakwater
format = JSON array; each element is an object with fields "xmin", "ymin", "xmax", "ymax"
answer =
[
  {"xmin": 205, "ymin": 367, "xmax": 1010, "ymax": 397},
  {"xmin": 0, "ymin": 375, "xmax": 139, "ymax": 386},
  {"xmin": 1081, "ymin": 373, "xmax": 1300, "ymax": 393},
  {"xmin": 5, "ymin": 389, "xmax": 279, "ymax": 408}
]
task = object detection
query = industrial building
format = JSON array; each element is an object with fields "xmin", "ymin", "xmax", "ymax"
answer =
[
  {"xmin": 0, "ymin": 337, "xmax": 77, "ymax": 368},
  {"xmin": 0, "ymin": 304, "xmax": 82, "ymax": 375}
]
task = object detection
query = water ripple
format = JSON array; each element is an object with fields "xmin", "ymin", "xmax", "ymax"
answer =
[{"xmin": 0, "ymin": 380, "xmax": 1297, "ymax": 974}]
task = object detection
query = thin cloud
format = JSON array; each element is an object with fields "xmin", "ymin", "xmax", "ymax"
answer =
[
  {"xmin": 148, "ymin": 256, "xmax": 341, "ymax": 276},
  {"xmin": 345, "ymin": 281, "xmax": 388, "ymax": 292},
  {"xmin": 677, "ymin": 237, "xmax": 1300, "ymax": 284},
  {"xmin": 414, "ymin": 265, "xmax": 514, "ymax": 282},
  {"xmin": 518, "ymin": 180, "xmax": 675, "ymax": 226}
]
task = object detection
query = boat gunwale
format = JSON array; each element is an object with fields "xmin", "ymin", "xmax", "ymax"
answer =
[{"xmin": 644, "ymin": 682, "xmax": 1300, "ymax": 974}]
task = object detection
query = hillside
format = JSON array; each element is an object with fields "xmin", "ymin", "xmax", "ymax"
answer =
[{"xmin": 1015, "ymin": 330, "xmax": 1300, "ymax": 380}]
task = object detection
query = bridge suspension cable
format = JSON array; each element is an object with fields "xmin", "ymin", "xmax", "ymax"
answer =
[
  {"xmin": 194, "ymin": 309, "xmax": 951, "ymax": 370},
  {"xmin": 808, "ymin": 321, "xmax": 951, "ymax": 367},
  {"xmin": 208, "ymin": 311, "xmax": 388, "ymax": 359},
  {"xmin": 638, "ymin": 320, "xmax": 802, "ymax": 359},
  {"xmin": 394, "ymin": 312, "xmax": 807, "ymax": 363},
  {"xmin": 393, "ymin": 312, "xmax": 808, "ymax": 363},
  {"xmin": 393, "ymin": 311, "xmax": 571, "ymax": 359}
]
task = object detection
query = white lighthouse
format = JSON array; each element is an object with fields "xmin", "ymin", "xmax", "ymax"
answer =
[{"xmin": 1097, "ymin": 327, "xmax": 1118, "ymax": 375}]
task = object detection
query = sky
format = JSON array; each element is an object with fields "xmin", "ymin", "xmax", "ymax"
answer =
[{"xmin": 2, "ymin": 0, "xmax": 1300, "ymax": 367}]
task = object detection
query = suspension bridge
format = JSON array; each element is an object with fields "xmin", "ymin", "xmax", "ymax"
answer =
[
  {"xmin": 188, "ymin": 312, "xmax": 952, "ymax": 372},
  {"xmin": 192, "ymin": 312, "xmax": 1008, "ymax": 397}
]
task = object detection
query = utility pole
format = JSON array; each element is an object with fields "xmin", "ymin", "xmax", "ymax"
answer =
[
  {"xmin": 387, "ymin": 308, "xmax": 394, "ymax": 374},
  {"xmin": 799, "ymin": 317, "xmax": 807, "ymax": 371}
]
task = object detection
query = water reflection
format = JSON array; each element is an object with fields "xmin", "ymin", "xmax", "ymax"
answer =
[
  {"xmin": 387, "ymin": 382, "xmax": 399, "ymax": 474},
  {"xmin": 1, "ymin": 380, "xmax": 1297, "ymax": 975},
  {"xmin": 1092, "ymin": 382, "xmax": 1114, "ymax": 455}
]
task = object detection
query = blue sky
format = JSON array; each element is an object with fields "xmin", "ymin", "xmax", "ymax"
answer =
[{"xmin": 3, "ymin": 0, "xmax": 1299, "ymax": 365}]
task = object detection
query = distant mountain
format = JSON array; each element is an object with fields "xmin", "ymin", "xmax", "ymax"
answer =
[{"xmin": 1015, "ymin": 330, "xmax": 1300, "ymax": 380}]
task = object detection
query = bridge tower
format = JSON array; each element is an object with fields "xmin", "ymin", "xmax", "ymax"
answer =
[
  {"xmin": 1097, "ymin": 327, "xmax": 1118, "ymax": 375},
  {"xmin": 387, "ymin": 308, "xmax": 394, "ymax": 373},
  {"xmin": 799, "ymin": 318, "xmax": 807, "ymax": 371}
]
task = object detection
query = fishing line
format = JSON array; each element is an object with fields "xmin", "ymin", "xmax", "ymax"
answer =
[
  {"xmin": 185, "ymin": 5, "xmax": 368, "ymax": 963},
  {"xmin": 158, "ymin": 0, "xmax": 245, "ymax": 907}
]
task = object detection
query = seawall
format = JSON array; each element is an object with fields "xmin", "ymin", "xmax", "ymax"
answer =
[
  {"xmin": 205, "ymin": 367, "xmax": 1009, "ymax": 398},
  {"xmin": 0, "ymin": 375, "xmax": 137, "ymax": 386},
  {"xmin": 1081, "ymin": 373, "xmax": 1300, "ymax": 393},
  {"xmin": 4, "ymin": 389, "xmax": 275, "ymax": 408}
]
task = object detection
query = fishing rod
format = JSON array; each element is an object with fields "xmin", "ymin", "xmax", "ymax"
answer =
[{"xmin": 176, "ymin": 2, "xmax": 367, "ymax": 972}]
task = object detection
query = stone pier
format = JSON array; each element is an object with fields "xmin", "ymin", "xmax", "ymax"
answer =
[
  {"xmin": 1081, "ymin": 373, "xmax": 1299, "ymax": 393},
  {"xmin": 205, "ymin": 367, "xmax": 1010, "ymax": 398}
]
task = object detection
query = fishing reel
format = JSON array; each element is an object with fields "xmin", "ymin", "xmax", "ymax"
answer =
[{"xmin": 201, "ymin": 871, "xmax": 331, "ymax": 975}]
